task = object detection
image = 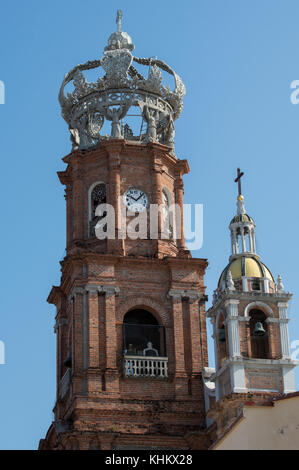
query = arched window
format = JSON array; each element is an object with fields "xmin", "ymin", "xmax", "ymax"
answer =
[
  {"xmin": 249, "ymin": 309, "xmax": 268, "ymax": 359},
  {"xmin": 123, "ymin": 309, "xmax": 166, "ymax": 357},
  {"xmin": 161, "ymin": 189, "xmax": 173, "ymax": 239},
  {"xmin": 89, "ymin": 183, "xmax": 106, "ymax": 237}
]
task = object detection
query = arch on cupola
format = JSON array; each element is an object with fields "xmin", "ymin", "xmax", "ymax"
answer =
[{"xmin": 244, "ymin": 301, "xmax": 274, "ymax": 318}]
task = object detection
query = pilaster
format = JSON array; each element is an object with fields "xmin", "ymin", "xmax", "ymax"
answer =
[
  {"xmin": 168, "ymin": 290, "xmax": 187, "ymax": 396},
  {"xmin": 102, "ymin": 285, "xmax": 120, "ymax": 394}
]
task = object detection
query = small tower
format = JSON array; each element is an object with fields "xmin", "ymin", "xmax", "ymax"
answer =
[{"xmin": 207, "ymin": 169, "xmax": 297, "ymax": 402}]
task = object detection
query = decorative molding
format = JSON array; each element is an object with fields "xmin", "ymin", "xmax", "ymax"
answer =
[
  {"xmin": 101, "ymin": 285, "xmax": 120, "ymax": 296},
  {"xmin": 167, "ymin": 289, "xmax": 203, "ymax": 303}
]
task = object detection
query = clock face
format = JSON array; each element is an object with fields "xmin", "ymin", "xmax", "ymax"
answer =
[{"xmin": 124, "ymin": 188, "xmax": 148, "ymax": 213}]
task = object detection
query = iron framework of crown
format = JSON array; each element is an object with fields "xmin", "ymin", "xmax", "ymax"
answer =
[{"xmin": 58, "ymin": 10, "xmax": 186, "ymax": 151}]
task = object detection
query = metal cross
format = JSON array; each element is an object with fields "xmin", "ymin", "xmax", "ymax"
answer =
[
  {"xmin": 116, "ymin": 10, "xmax": 123, "ymax": 32},
  {"xmin": 234, "ymin": 168, "xmax": 244, "ymax": 197}
]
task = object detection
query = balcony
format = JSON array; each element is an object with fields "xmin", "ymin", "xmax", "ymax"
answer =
[{"xmin": 123, "ymin": 355, "xmax": 168, "ymax": 378}]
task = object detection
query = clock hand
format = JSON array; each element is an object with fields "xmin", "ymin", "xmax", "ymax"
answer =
[{"xmin": 128, "ymin": 195, "xmax": 138, "ymax": 202}]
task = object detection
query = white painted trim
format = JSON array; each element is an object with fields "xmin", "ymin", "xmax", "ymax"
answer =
[
  {"xmin": 282, "ymin": 366, "xmax": 296, "ymax": 393},
  {"xmin": 243, "ymin": 301, "xmax": 274, "ymax": 318}
]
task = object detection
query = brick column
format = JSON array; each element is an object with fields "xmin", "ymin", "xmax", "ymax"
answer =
[
  {"xmin": 266, "ymin": 318, "xmax": 282, "ymax": 359},
  {"xmin": 65, "ymin": 185, "xmax": 73, "ymax": 248},
  {"xmin": 103, "ymin": 286, "xmax": 120, "ymax": 394},
  {"xmin": 151, "ymin": 160, "xmax": 163, "ymax": 235},
  {"xmin": 174, "ymin": 176, "xmax": 185, "ymax": 251},
  {"xmin": 169, "ymin": 290, "xmax": 187, "ymax": 396},
  {"xmin": 55, "ymin": 316, "xmax": 68, "ymax": 384},
  {"xmin": 71, "ymin": 287, "xmax": 84, "ymax": 373},
  {"xmin": 85, "ymin": 286, "xmax": 100, "ymax": 368},
  {"xmin": 106, "ymin": 142, "xmax": 124, "ymax": 254},
  {"xmin": 72, "ymin": 167, "xmax": 84, "ymax": 241},
  {"xmin": 186, "ymin": 295, "xmax": 202, "ymax": 375}
]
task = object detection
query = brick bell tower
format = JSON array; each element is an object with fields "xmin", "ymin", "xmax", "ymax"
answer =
[
  {"xmin": 39, "ymin": 12, "xmax": 209, "ymax": 450},
  {"xmin": 203, "ymin": 170, "xmax": 298, "ymax": 435}
]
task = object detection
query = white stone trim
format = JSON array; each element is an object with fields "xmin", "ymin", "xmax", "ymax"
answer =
[
  {"xmin": 242, "ymin": 277, "xmax": 248, "ymax": 292},
  {"xmin": 280, "ymin": 321, "xmax": 291, "ymax": 359},
  {"xmin": 282, "ymin": 366, "xmax": 296, "ymax": 393},
  {"xmin": 230, "ymin": 362, "xmax": 247, "ymax": 393},
  {"xmin": 243, "ymin": 301, "xmax": 274, "ymax": 317}
]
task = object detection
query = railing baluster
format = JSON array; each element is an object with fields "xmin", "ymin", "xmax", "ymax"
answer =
[{"xmin": 124, "ymin": 356, "xmax": 168, "ymax": 378}]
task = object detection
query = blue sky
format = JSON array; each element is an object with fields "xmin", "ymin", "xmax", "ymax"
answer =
[{"xmin": 0, "ymin": 0, "xmax": 299, "ymax": 449}]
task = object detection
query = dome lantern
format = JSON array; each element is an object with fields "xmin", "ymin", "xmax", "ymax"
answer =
[
  {"xmin": 214, "ymin": 168, "xmax": 277, "ymax": 296},
  {"xmin": 229, "ymin": 169, "xmax": 256, "ymax": 258}
]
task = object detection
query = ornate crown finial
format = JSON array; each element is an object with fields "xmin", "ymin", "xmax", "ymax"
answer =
[{"xmin": 58, "ymin": 12, "xmax": 186, "ymax": 152}]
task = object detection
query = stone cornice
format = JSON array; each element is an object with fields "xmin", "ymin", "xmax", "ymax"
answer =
[
  {"xmin": 208, "ymin": 290, "xmax": 292, "ymax": 317},
  {"xmin": 47, "ymin": 286, "xmax": 64, "ymax": 306},
  {"xmin": 168, "ymin": 288, "xmax": 206, "ymax": 303},
  {"xmin": 70, "ymin": 284, "xmax": 120, "ymax": 300},
  {"xmin": 214, "ymin": 356, "xmax": 298, "ymax": 379}
]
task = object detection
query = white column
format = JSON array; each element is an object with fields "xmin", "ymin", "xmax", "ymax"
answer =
[
  {"xmin": 252, "ymin": 229, "xmax": 256, "ymax": 253},
  {"xmin": 278, "ymin": 302, "xmax": 291, "ymax": 359},
  {"xmin": 282, "ymin": 366, "xmax": 296, "ymax": 393},
  {"xmin": 241, "ymin": 227, "xmax": 246, "ymax": 253},
  {"xmin": 242, "ymin": 277, "xmax": 248, "ymax": 292},
  {"xmin": 230, "ymin": 363, "xmax": 247, "ymax": 393},
  {"xmin": 225, "ymin": 300, "xmax": 240, "ymax": 358},
  {"xmin": 234, "ymin": 229, "xmax": 239, "ymax": 254},
  {"xmin": 231, "ymin": 232, "xmax": 235, "ymax": 255},
  {"xmin": 248, "ymin": 227, "xmax": 253, "ymax": 252},
  {"xmin": 212, "ymin": 319, "xmax": 219, "ymax": 371},
  {"xmin": 225, "ymin": 300, "xmax": 247, "ymax": 394}
]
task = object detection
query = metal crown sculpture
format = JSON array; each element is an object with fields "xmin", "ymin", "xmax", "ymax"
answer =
[{"xmin": 58, "ymin": 11, "xmax": 186, "ymax": 151}]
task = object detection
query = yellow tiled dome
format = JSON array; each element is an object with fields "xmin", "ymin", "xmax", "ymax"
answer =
[{"xmin": 218, "ymin": 255, "xmax": 274, "ymax": 287}]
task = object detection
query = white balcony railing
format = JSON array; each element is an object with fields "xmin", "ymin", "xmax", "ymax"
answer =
[{"xmin": 123, "ymin": 355, "xmax": 168, "ymax": 378}]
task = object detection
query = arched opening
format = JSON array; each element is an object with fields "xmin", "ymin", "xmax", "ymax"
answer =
[
  {"xmin": 122, "ymin": 309, "xmax": 168, "ymax": 378},
  {"xmin": 89, "ymin": 182, "xmax": 107, "ymax": 237},
  {"xmin": 123, "ymin": 309, "xmax": 166, "ymax": 357},
  {"xmin": 249, "ymin": 309, "xmax": 268, "ymax": 359},
  {"xmin": 161, "ymin": 189, "xmax": 174, "ymax": 239}
]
